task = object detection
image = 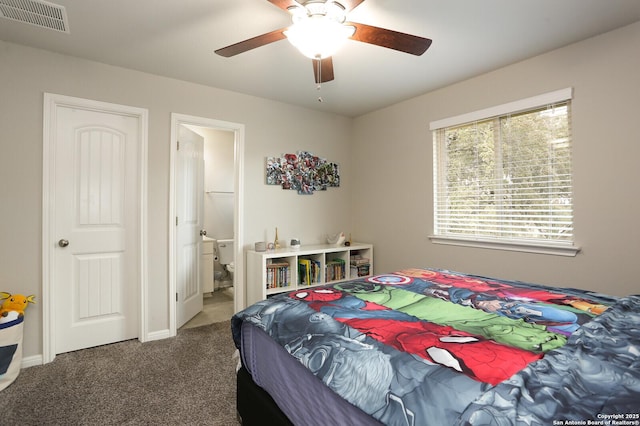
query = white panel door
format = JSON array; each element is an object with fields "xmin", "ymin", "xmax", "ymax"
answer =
[
  {"xmin": 54, "ymin": 106, "xmax": 140, "ymax": 354},
  {"xmin": 176, "ymin": 125, "xmax": 204, "ymax": 328}
]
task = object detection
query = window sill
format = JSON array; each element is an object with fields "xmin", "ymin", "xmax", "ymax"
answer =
[{"xmin": 428, "ymin": 235, "xmax": 580, "ymax": 257}]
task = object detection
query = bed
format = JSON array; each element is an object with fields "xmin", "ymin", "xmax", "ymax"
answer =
[{"xmin": 231, "ymin": 268, "xmax": 640, "ymax": 425}]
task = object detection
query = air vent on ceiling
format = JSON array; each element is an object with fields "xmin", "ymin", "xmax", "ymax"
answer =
[{"xmin": 0, "ymin": 0, "xmax": 69, "ymax": 33}]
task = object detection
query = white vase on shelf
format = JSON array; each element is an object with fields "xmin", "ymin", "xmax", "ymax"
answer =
[{"xmin": 327, "ymin": 232, "xmax": 345, "ymax": 246}]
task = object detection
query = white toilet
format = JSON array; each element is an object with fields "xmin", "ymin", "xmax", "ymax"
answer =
[{"xmin": 215, "ymin": 238, "xmax": 235, "ymax": 277}]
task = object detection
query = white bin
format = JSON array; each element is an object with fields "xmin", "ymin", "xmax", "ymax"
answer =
[{"xmin": 0, "ymin": 316, "xmax": 24, "ymax": 391}]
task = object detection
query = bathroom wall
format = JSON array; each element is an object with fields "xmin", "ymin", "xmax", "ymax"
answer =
[{"xmin": 201, "ymin": 128, "xmax": 235, "ymax": 240}]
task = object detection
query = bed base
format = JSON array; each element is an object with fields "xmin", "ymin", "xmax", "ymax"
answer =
[{"xmin": 236, "ymin": 366, "xmax": 293, "ymax": 425}]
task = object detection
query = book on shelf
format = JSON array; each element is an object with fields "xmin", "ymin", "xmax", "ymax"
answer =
[
  {"xmin": 298, "ymin": 258, "xmax": 321, "ymax": 286},
  {"xmin": 350, "ymin": 255, "xmax": 370, "ymax": 266},
  {"xmin": 350, "ymin": 264, "xmax": 370, "ymax": 277},
  {"xmin": 325, "ymin": 258, "xmax": 346, "ymax": 282},
  {"xmin": 349, "ymin": 254, "xmax": 370, "ymax": 277},
  {"xmin": 299, "ymin": 258, "xmax": 311, "ymax": 286},
  {"xmin": 265, "ymin": 260, "xmax": 290, "ymax": 289}
]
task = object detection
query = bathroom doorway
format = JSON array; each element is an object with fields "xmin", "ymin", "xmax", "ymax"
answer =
[{"xmin": 169, "ymin": 114, "xmax": 245, "ymax": 335}]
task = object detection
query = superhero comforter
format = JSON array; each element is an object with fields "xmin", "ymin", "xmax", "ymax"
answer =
[{"xmin": 231, "ymin": 268, "xmax": 640, "ymax": 425}]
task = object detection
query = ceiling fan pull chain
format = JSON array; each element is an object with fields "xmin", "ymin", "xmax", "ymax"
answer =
[{"xmin": 316, "ymin": 55, "xmax": 323, "ymax": 102}]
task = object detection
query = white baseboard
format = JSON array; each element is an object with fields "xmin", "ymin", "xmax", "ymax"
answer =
[
  {"xmin": 145, "ymin": 329, "xmax": 172, "ymax": 342},
  {"xmin": 21, "ymin": 354, "xmax": 43, "ymax": 368},
  {"xmin": 19, "ymin": 330, "xmax": 173, "ymax": 369}
]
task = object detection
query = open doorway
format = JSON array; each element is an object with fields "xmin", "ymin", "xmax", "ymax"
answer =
[{"xmin": 169, "ymin": 114, "xmax": 245, "ymax": 335}]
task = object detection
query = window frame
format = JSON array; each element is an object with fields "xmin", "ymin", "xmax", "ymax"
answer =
[{"xmin": 429, "ymin": 88, "xmax": 580, "ymax": 257}]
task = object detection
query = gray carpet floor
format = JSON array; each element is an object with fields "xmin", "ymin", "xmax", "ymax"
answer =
[{"xmin": 0, "ymin": 320, "xmax": 239, "ymax": 426}]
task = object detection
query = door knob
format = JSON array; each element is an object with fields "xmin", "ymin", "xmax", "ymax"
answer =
[
  {"xmin": 200, "ymin": 230, "xmax": 207, "ymax": 236},
  {"xmin": 58, "ymin": 239, "xmax": 69, "ymax": 247}
]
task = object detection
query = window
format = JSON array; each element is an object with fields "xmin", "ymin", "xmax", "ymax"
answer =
[{"xmin": 430, "ymin": 88, "xmax": 578, "ymax": 256}]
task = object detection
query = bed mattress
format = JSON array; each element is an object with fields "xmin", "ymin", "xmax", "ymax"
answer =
[
  {"xmin": 239, "ymin": 320, "xmax": 381, "ymax": 425},
  {"xmin": 232, "ymin": 268, "xmax": 640, "ymax": 425}
]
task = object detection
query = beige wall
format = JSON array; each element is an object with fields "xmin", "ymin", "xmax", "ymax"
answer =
[
  {"xmin": 3, "ymin": 20, "xmax": 639, "ymax": 362},
  {"xmin": 0, "ymin": 41, "xmax": 353, "ymax": 359},
  {"xmin": 352, "ymin": 21, "xmax": 640, "ymax": 297}
]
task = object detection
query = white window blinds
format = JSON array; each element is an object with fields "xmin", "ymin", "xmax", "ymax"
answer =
[{"xmin": 431, "ymin": 89, "xmax": 575, "ymax": 252}]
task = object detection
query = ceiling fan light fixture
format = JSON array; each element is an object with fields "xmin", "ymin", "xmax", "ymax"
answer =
[{"xmin": 284, "ymin": 1, "xmax": 355, "ymax": 59}]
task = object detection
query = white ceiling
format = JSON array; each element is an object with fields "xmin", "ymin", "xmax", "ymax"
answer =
[{"xmin": 2, "ymin": 0, "xmax": 640, "ymax": 117}]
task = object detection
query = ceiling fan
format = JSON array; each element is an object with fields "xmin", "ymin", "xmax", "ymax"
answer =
[{"xmin": 214, "ymin": 0, "xmax": 432, "ymax": 84}]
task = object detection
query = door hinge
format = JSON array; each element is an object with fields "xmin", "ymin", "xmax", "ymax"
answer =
[
  {"xmin": 176, "ymin": 216, "xmax": 178, "ymax": 226},
  {"xmin": 176, "ymin": 293, "xmax": 178, "ymax": 302},
  {"xmin": 177, "ymin": 140, "xmax": 180, "ymax": 150}
]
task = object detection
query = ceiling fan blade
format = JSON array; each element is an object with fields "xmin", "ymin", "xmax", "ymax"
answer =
[
  {"xmin": 340, "ymin": 0, "xmax": 366, "ymax": 12},
  {"xmin": 347, "ymin": 22, "xmax": 432, "ymax": 56},
  {"xmin": 312, "ymin": 57, "xmax": 335, "ymax": 83},
  {"xmin": 215, "ymin": 28, "xmax": 288, "ymax": 57}
]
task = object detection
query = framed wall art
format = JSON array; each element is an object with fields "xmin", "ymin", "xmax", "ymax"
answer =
[{"xmin": 266, "ymin": 151, "xmax": 340, "ymax": 195}]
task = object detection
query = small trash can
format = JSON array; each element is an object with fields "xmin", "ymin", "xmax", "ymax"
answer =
[{"xmin": 0, "ymin": 316, "xmax": 24, "ymax": 391}]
